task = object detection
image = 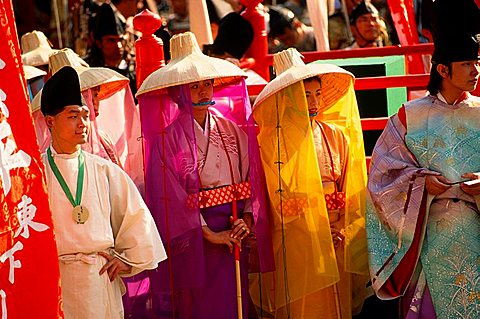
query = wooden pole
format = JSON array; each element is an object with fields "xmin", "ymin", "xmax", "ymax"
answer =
[{"xmin": 231, "ymin": 198, "xmax": 243, "ymax": 319}]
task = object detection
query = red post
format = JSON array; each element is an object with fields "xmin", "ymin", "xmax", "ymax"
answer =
[
  {"xmin": 133, "ymin": 9, "xmax": 165, "ymax": 89},
  {"xmin": 241, "ymin": 0, "xmax": 269, "ymax": 81}
]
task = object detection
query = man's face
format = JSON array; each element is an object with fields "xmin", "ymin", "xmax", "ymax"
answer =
[
  {"xmin": 447, "ymin": 60, "xmax": 480, "ymax": 92},
  {"xmin": 277, "ymin": 27, "xmax": 300, "ymax": 47},
  {"xmin": 47, "ymin": 105, "xmax": 90, "ymax": 148},
  {"xmin": 354, "ymin": 13, "xmax": 381, "ymax": 42},
  {"xmin": 99, "ymin": 35, "xmax": 124, "ymax": 62},
  {"xmin": 189, "ymin": 80, "xmax": 214, "ymax": 106}
]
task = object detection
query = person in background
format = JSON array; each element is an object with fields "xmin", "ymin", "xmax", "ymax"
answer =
[
  {"xmin": 40, "ymin": 66, "xmax": 165, "ymax": 318},
  {"xmin": 346, "ymin": 1, "xmax": 389, "ymax": 49},
  {"xmin": 267, "ymin": 5, "xmax": 316, "ymax": 53},
  {"xmin": 204, "ymin": 12, "xmax": 267, "ymax": 85},
  {"xmin": 84, "ymin": 2, "xmax": 137, "ymax": 96}
]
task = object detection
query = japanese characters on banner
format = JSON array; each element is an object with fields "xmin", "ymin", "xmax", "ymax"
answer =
[{"xmin": 0, "ymin": 1, "xmax": 63, "ymax": 318}]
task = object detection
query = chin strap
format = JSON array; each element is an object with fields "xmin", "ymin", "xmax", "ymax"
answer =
[{"xmin": 192, "ymin": 100, "xmax": 216, "ymax": 107}]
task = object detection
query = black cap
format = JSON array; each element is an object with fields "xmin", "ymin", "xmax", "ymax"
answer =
[
  {"xmin": 432, "ymin": 33, "xmax": 480, "ymax": 64},
  {"xmin": 93, "ymin": 3, "xmax": 125, "ymax": 40},
  {"xmin": 268, "ymin": 6, "xmax": 296, "ymax": 38},
  {"xmin": 211, "ymin": 13, "xmax": 254, "ymax": 59},
  {"xmin": 431, "ymin": 0, "xmax": 480, "ymax": 41},
  {"xmin": 431, "ymin": 0, "xmax": 480, "ymax": 64},
  {"xmin": 41, "ymin": 66, "xmax": 83, "ymax": 116},
  {"xmin": 350, "ymin": 1, "xmax": 379, "ymax": 24}
]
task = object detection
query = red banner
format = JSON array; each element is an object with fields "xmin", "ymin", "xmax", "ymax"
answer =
[{"xmin": 0, "ymin": 1, "xmax": 63, "ymax": 318}]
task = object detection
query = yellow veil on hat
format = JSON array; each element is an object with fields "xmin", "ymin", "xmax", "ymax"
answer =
[{"xmin": 251, "ymin": 48, "xmax": 368, "ymax": 314}]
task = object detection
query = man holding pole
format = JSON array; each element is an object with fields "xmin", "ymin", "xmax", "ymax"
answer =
[{"xmin": 132, "ymin": 31, "xmax": 274, "ymax": 318}]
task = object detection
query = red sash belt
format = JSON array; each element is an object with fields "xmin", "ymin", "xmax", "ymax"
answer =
[
  {"xmin": 186, "ymin": 181, "xmax": 251, "ymax": 209},
  {"xmin": 325, "ymin": 192, "xmax": 346, "ymax": 210},
  {"xmin": 277, "ymin": 192, "xmax": 346, "ymax": 217}
]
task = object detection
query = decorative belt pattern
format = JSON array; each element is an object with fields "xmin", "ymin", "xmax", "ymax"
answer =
[
  {"xmin": 277, "ymin": 192, "xmax": 346, "ymax": 217},
  {"xmin": 278, "ymin": 196, "xmax": 309, "ymax": 217},
  {"xmin": 325, "ymin": 192, "xmax": 346, "ymax": 210},
  {"xmin": 186, "ymin": 181, "xmax": 251, "ymax": 209}
]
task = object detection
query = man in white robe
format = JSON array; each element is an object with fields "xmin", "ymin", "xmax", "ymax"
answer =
[{"xmin": 40, "ymin": 66, "xmax": 166, "ymax": 318}]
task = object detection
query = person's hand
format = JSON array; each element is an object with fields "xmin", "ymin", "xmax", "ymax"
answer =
[
  {"xmin": 202, "ymin": 228, "xmax": 241, "ymax": 253},
  {"xmin": 425, "ymin": 175, "xmax": 451, "ymax": 195},
  {"xmin": 460, "ymin": 172, "xmax": 480, "ymax": 195},
  {"xmin": 98, "ymin": 252, "xmax": 132, "ymax": 281},
  {"xmin": 229, "ymin": 216, "xmax": 250, "ymax": 240},
  {"xmin": 331, "ymin": 228, "xmax": 345, "ymax": 249}
]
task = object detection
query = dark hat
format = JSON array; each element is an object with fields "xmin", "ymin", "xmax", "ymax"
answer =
[
  {"xmin": 41, "ymin": 66, "xmax": 83, "ymax": 116},
  {"xmin": 432, "ymin": 33, "xmax": 480, "ymax": 64},
  {"xmin": 431, "ymin": 0, "xmax": 480, "ymax": 41},
  {"xmin": 268, "ymin": 6, "xmax": 296, "ymax": 38},
  {"xmin": 431, "ymin": 0, "xmax": 480, "ymax": 63},
  {"xmin": 350, "ymin": 1, "xmax": 379, "ymax": 24},
  {"xmin": 211, "ymin": 13, "xmax": 254, "ymax": 60},
  {"xmin": 93, "ymin": 3, "xmax": 125, "ymax": 40}
]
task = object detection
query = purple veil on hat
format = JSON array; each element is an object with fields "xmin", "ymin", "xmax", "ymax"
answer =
[
  {"xmin": 123, "ymin": 80, "xmax": 274, "ymax": 318},
  {"xmin": 123, "ymin": 31, "xmax": 274, "ymax": 318}
]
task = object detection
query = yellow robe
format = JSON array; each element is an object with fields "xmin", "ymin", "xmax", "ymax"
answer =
[{"xmin": 251, "ymin": 81, "xmax": 368, "ymax": 319}]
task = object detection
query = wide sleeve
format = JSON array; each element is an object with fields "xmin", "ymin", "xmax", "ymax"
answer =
[
  {"xmin": 105, "ymin": 163, "xmax": 167, "ymax": 276},
  {"xmin": 366, "ymin": 112, "xmax": 436, "ymax": 298}
]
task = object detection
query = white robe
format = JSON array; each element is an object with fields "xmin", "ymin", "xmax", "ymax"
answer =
[{"xmin": 43, "ymin": 147, "xmax": 166, "ymax": 319}]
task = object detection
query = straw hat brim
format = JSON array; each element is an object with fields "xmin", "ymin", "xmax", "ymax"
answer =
[
  {"xmin": 136, "ymin": 54, "xmax": 246, "ymax": 97},
  {"xmin": 77, "ymin": 67, "xmax": 129, "ymax": 100},
  {"xmin": 31, "ymin": 90, "xmax": 42, "ymax": 112},
  {"xmin": 21, "ymin": 47, "xmax": 58, "ymax": 67},
  {"xmin": 30, "ymin": 68, "xmax": 129, "ymax": 112},
  {"xmin": 23, "ymin": 65, "xmax": 46, "ymax": 81},
  {"xmin": 253, "ymin": 63, "xmax": 354, "ymax": 110}
]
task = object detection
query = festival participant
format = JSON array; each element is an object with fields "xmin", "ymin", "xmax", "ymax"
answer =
[
  {"xmin": 130, "ymin": 31, "xmax": 274, "ymax": 318},
  {"xmin": 40, "ymin": 66, "xmax": 166, "ymax": 318},
  {"xmin": 366, "ymin": 0, "xmax": 480, "ymax": 317},
  {"xmin": 31, "ymin": 48, "xmax": 144, "ymax": 189},
  {"xmin": 251, "ymin": 47, "xmax": 369, "ymax": 318}
]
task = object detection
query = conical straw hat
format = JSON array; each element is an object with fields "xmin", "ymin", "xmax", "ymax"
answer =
[
  {"xmin": 23, "ymin": 65, "xmax": 46, "ymax": 81},
  {"xmin": 253, "ymin": 48, "xmax": 354, "ymax": 109},
  {"xmin": 49, "ymin": 48, "xmax": 129, "ymax": 100},
  {"xmin": 21, "ymin": 31, "xmax": 58, "ymax": 67},
  {"xmin": 137, "ymin": 32, "xmax": 246, "ymax": 97}
]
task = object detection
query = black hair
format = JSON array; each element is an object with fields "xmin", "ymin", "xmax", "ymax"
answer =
[
  {"xmin": 427, "ymin": 63, "xmax": 451, "ymax": 95},
  {"xmin": 268, "ymin": 6, "xmax": 296, "ymax": 38},
  {"xmin": 303, "ymin": 76, "xmax": 321, "ymax": 85}
]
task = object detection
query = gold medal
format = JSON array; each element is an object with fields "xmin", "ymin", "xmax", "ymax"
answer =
[{"xmin": 72, "ymin": 205, "xmax": 89, "ymax": 224}]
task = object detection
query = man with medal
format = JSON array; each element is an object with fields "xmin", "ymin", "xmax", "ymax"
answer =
[{"xmin": 40, "ymin": 66, "xmax": 166, "ymax": 318}]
